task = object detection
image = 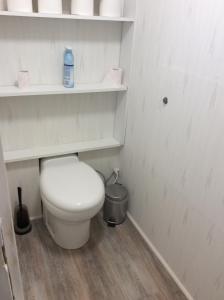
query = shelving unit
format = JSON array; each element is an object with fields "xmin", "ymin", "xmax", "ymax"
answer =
[
  {"xmin": 0, "ymin": 0, "xmax": 136, "ymax": 163},
  {"xmin": 0, "ymin": 83, "xmax": 127, "ymax": 98},
  {"xmin": 4, "ymin": 138, "xmax": 121, "ymax": 163},
  {"xmin": 0, "ymin": 11, "xmax": 135, "ymax": 22}
]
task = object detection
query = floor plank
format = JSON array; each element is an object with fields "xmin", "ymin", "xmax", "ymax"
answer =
[{"xmin": 16, "ymin": 216, "xmax": 187, "ymax": 300}]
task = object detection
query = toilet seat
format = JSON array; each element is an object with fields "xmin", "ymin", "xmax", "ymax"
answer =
[{"xmin": 40, "ymin": 155, "xmax": 105, "ymax": 213}]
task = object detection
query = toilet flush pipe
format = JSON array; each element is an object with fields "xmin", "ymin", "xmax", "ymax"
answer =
[
  {"xmin": 96, "ymin": 169, "xmax": 120, "ymax": 187},
  {"xmin": 105, "ymin": 169, "xmax": 120, "ymax": 186}
]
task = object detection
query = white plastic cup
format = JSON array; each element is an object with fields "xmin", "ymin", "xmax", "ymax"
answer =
[
  {"xmin": 99, "ymin": 0, "xmax": 123, "ymax": 18},
  {"xmin": 71, "ymin": 0, "xmax": 94, "ymax": 16},
  {"xmin": 0, "ymin": 0, "xmax": 6, "ymax": 11},
  {"xmin": 7, "ymin": 0, "xmax": 33, "ymax": 13},
  {"xmin": 38, "ymin": 0, "xmax": 62, "ymax": 14},
  {"xmin": 17, "ymin": 71, "xmax": 30, "ymax": 89}
]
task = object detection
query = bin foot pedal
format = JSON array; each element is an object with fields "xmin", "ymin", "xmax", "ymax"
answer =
[{"xmin": 107, "ymin": 218, "xmax": 116, "ymax": 227}]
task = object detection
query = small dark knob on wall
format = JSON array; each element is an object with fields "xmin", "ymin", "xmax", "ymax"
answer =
[{"xmin": 163, "ymin": 97, "xmax": 168, "ymax": 105}]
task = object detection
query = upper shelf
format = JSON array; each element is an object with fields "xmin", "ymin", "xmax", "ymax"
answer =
[
  {"xmin": 0, "ymin": 83, "xmax": 127, "ymax": 98},
  {"xmin": 0, "ymin": 11, "xmax": 135, "ymax": 22}
]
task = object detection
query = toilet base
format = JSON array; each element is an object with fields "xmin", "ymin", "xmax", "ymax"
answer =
[{"xmin": 44, "ymin": 208, "xmax": 90, "ymax": 249}]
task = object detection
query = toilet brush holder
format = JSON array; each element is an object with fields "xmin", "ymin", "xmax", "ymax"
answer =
[
  {"xmin": 7, "ymin": 0, "xmax": 33, "ymax": 13},
  {"xmin": 14, "ymin": 187, "xmax": 32, "ymax": 235}
]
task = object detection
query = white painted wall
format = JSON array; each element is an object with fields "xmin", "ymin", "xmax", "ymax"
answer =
[
  {"xmin": 79, "ymin": 148, "xmax": 120, "ymax": 178},
  {"xmin": 121, "ymin": 1, "xmax": 224, "ymax": 299},
  {"xmin": 0, "ymin": 94, "xmax": 117, "ymax": 152}
]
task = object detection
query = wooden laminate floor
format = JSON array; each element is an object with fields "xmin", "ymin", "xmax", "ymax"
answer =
[{"xmin": 16, "ymin": 216, "xmax": 187, "ymax": 300}]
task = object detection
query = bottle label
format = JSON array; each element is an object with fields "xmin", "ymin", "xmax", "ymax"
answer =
[{"xmin": 64, "ymin": 64, "xmax": 74, "ymax": 87}]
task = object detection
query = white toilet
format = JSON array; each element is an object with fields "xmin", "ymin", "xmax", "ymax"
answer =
[{"xmin": 40, "ymin": 155, "xmax": 105, "ymax": 249}]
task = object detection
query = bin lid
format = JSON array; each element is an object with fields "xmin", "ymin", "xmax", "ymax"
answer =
[{"xmin": 106, "ymin": 184, "xmax": 128, "ymax": 201}]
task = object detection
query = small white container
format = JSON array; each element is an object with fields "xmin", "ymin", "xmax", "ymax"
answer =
[
  {"xmin": 7, "ymin": 0, "xmax": 33, "ymax": 13},
  {"xmin": 71, "ymin": 0, "xmax": 94, "ymax": 16},
  {"xmin": 38, "ymin": 0, "xmax": 62, "ymax": 14},
  {"xmin": 17, "ymin": 71, "xmax": 30, "ymax": 89},
  {"xmin": 103, "ymin": 68, "xmax": 123, "ymax": 85},
  {"xmin": 99, "ymin": 0, "xmax": 123, "ymax": 18},
  {"xmin": 0, "ymin": 0, "xmax": 6, "ymax": 11}
]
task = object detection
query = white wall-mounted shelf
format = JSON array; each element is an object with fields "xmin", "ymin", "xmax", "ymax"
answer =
[
  {"xmin": 0, "ymin": 0, "xmax": 136, "ymax": 168},
  {"xmin": 4, "ymin": 138, "xmax": 122, "ymax": 163},
  {"xmin": 0, "ymin": 11, "xmax": 135, "ymax": 22},
  {"xmin": 0, "ymin": 83, "xmax": 127, "ymax": 98}
]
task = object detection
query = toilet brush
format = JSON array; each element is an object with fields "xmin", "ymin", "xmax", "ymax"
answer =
[{"xmin": 14, "ymin": 187, "xmax": 32, "ymax": 235}]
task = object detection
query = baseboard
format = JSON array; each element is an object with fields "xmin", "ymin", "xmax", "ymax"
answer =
[
  {"xmin": 30, "ymin": 215, "xmax": 42, "ymax": 221},
  {"xmin": 127, "ymin": 212, "xmax": 194, "ymax": 300}
]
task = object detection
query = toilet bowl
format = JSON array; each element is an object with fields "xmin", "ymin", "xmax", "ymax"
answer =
[{"xmin": 40, "ymin": 155, "xmax": 105, "ymax": 249}]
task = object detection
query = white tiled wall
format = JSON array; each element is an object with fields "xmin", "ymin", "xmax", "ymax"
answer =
[{"xmin": 121, "ymin": 1, "xmax": 224, "ymax": 299}]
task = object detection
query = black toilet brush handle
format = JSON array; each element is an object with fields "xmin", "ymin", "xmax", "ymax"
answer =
[{"xmin": 18, "ymin": 187, "xmax": 22, "ymax": 211}]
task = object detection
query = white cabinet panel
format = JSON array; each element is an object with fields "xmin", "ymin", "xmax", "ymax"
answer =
[
  {"xmin": 0, "ymin": 246, "xmax": 13, "ymax": 300},
  {"xmin": 0, "ymin": 139, "xmax": 24, "ymax": 299},
  {"xmin": 0, "ymin": 220, "xmax": 13, "ymax": 300}
]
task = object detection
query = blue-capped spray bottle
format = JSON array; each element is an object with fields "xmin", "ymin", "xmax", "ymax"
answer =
[{"xmin": 63, "ymin": 47, "xmax": 74, "ymax": 88}]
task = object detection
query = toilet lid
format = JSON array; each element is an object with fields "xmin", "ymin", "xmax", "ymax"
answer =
[{"xmin": 40, "ymin": 156, "xmax": 105, "ymax": 212}]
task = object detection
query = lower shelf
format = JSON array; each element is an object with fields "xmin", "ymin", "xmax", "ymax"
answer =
[
  {"xmin": 0, "ymin": 83, "xmax": 127, "ymax": 98},
  {"xmin": 4, "ymin": 138, "xmax": 122, "ymax": 163}
]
